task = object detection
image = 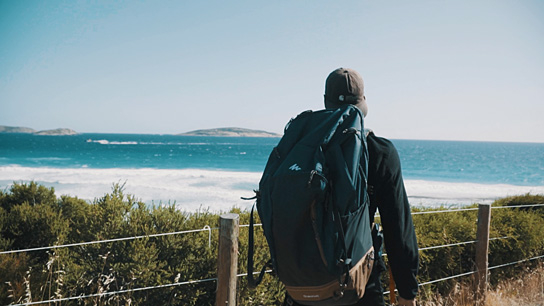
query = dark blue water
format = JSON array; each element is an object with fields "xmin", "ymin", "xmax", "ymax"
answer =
[{"xmin": 0, "ymin": 133, "xmax": 543, "ymax": 186}]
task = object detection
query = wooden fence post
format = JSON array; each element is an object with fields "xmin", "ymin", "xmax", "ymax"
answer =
[
  {"xmin": 216, "ymin": 213, "xmax": 239, "ymax": 306},
  {"xmin": 474, "ymin": 203, "xmax": 491, "ymax": 304}
]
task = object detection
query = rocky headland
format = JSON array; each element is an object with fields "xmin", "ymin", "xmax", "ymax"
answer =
[
  {"xmin": 0, "ymin": 125, "xmax": 78, "ymax": 135},
  {"xmin": 179, "ymin": 127, "xmax": 281, "ymax": 137}
]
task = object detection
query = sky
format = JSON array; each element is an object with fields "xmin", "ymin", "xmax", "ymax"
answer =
[{"xmin": 1, "ymin": 0, "xmax": 543, "ymax": 143}]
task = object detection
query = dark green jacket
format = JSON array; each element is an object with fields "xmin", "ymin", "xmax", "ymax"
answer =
[{"xmin": 367, "ymin": 132, "xmax": 419, "ymax": 300}]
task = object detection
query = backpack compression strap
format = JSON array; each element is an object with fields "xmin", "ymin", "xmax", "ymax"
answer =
[{"xmin": 333, "ymin": 206, "xmax": 352, "ymax": 298}]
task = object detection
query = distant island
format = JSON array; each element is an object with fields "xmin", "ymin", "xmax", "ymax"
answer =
[
  {"xmin": 0, "ymin": 125, "xmax": 78, "ymax": 135},
  {"xmin": 35, "ymin": 128, "xmax": 78, "ymax": 136},
  {"xmin": 179, "ymin": 127, "xmax": 281, "ymax": 138}
]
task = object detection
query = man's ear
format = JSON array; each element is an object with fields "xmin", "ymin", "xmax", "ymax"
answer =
[{"xmin": 356, "ymin": 95, "xmax": 368, "ymax": 117}]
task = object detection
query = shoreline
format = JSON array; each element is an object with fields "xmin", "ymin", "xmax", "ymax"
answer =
[{"xmin": 1, "ymin": 165, "xmax": 543, "ymax": 212}]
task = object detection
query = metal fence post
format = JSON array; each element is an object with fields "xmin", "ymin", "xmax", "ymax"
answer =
[
  {"xmin": 474, "ymin": 203, "xmax": 491, "ymax": 304},
  {"xmin": 216, "ymin": 214, "xmax": 239, "ymax": 306}
]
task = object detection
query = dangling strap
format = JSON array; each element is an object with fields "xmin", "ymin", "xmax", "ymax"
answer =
[
  {"xmin": 240, "ymin": 191, "xmax": 258, "ymax": 201},
  {"xmin": 333, "ymin": 207, "xmax": 351, "ymax": 289},
  {"xmin": 247, "ymin": 204, "xmax": 270, "ymax": 288}
]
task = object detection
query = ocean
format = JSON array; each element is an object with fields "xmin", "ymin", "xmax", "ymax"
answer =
[{"xmin": 1, "ymin": 133, "xmax": 543, "ymax": 211}]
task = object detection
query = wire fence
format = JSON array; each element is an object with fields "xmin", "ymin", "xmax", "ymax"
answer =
[
  {"xmin": 3, "ymin": 203, "xmax": 544, "ymax": 305},
  {"xmin": 9, "ymin": 252, "xmax": 544, "ymax": 306}
]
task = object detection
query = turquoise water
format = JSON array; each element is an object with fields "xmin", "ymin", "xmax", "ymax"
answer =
[
  {"xmin": 0, "ymin": 133, "xmax": 275, "ymax": 172},
  {"xmin": 394, "ymin": 139, "xmax": 544, "ymax": 186},
  {"xmin": 1, "ymin": 133, "xmax": 542, "ymax": 186}
]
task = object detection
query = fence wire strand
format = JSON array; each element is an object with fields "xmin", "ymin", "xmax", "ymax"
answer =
[
  {"xmin": 411, "ymin": 207, "xmax": 480, "ymax": 215},
  {"xmin": 0, "ymin": 226, "xmax": 217, "ymax": 255},
  {"xmin": 418, "ymin": 236, "xmax": 511, "ymax": 252},
  {"xmin": 9, "ymin": 276, "xmax": 218, "ymax": 306},
  {"xmin": 489, "ymin": 254, "xmax": 544, "ymax": 270},
  {"xmin": 9, "ymin": 271, "xmax": 273, "ymax": 306},
  {"xmin": 491, "ymin": 204, "xmax": 544, "ymax": 209}
]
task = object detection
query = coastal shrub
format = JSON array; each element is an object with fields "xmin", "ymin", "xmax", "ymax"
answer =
[
  {"xmin": 0, "ymin": 182, "xmax": 542, "ymax": 305},
  {"xmin": 0, "ymin": 206, "xmax": 8, "ymax": 250},
  {"xmin": 492, "ymin": 193, "xmax": 544, "ymax": 207},
  {"xmin": 0, "ymin": 181, "xmax": 56, "ymax": 211}
]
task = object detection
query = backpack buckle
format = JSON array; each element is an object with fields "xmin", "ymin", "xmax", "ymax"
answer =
[
  {"xmin": 343, "ymin": 127, "xmax": 361, "ymax": 138},
  {"xmin": 307, "ymin": 170, "xmax": 317, "ymax": 188},
  {"xmin": 333, "ymin": 283, "xmax": 347, "ymax": 300}
]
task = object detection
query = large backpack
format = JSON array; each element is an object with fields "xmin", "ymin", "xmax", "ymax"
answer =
[{"xmin": 247, "ymin": 105, "xmax": 375, "ymax": 305}]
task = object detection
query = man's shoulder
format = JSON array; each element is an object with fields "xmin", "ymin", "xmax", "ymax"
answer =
[{"xmin": 367, "ymin": 131, "xmax": 398, "ymax": 155}]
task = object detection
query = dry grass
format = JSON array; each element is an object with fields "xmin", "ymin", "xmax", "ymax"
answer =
[
  {"xmin": 485, "ymin": 265, "xmax": 544, "ymax": 306},
  {"xmin": 419, "ymin": 264, "xmax": 544, "ymax": 306}
]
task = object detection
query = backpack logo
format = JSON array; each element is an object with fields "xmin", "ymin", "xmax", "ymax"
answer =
[{"xmin": 289, "ymin": 163, "xmax": 302, "ymax": 171}]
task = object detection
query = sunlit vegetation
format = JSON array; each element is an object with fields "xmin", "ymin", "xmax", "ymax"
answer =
[{"xmin": 1, "ymin": 182, "xmax": 542, "ymax": 305}]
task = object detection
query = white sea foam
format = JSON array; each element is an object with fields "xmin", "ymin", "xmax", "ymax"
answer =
[
  {"xmin": 28, "ymin": 157, "xmax": 71, "ymax": 162},
  {"xmin": 1, "ymin": 166, "xmax": 543, "ymax": 212},
  {"xmin": 404, "ymin": 180, "xmax": 544, "ymax": 208},
  {"xmin": 0, "ymin": 166, "xmax": 260, "ymax": 212},
  {"xmin": 85, "ymin": 139, "xmax": 223, "ymax": 146},
  {"xmin": 87, "ymin": 139, "xmax": 139, "ymax": 145}
]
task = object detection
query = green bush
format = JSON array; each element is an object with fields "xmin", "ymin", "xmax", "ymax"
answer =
[{"xmin": 0, "ymin": 182, "xmax": 542, "ymax": 305}]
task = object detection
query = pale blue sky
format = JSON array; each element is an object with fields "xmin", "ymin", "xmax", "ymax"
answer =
[{"xmin": 1, "ymin": 0, "xmax": 543, "ymax": 142}]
